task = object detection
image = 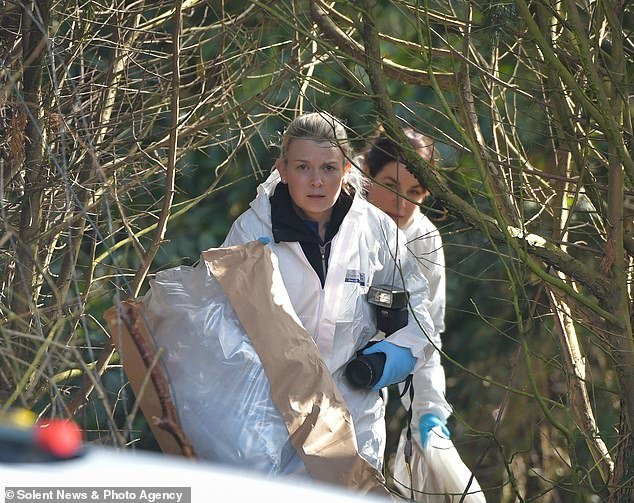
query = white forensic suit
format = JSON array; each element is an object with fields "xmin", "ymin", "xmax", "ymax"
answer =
[
  {"xmin": 222, "ymin": 172, "xmax": 435, "ymax": 471},
  {"xmin": 393, "ymin": 209, "xmax": 486, "ymax": 502},
  {"xmin": 399, "ymin": 209, "xmax": 451, "ymax": 429}
]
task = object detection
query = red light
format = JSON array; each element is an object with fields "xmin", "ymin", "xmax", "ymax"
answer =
[{"xmin": 34, "ymin": 419, "xmax": 83, "ymax": 458}]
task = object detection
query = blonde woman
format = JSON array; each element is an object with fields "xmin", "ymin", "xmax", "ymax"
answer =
[{"xmin": 222, "ymin": 112, "xmax": 435, "ymax": 472}]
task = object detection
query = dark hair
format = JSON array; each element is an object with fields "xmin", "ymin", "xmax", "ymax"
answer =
[{"xmin": 364, "ymin": 127, "xmax": 435, "ymax": 179}]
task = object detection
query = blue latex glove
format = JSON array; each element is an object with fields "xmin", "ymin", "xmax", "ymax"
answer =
[
  {"xmin": 419, "ymin": 413, "xmax": 450, "ymax": 449},
  {"xmin": 257, "ymin": 236, "xmax": 270, "ymax": 245},
  {"xmin": 362, "ymin": 340, "xmax": 416, "ymax": 391}
]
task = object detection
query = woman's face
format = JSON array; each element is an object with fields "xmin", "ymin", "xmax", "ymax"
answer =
[
  {"xmin": 276, "ymin": 138, "xmax": 350, "ymax": 225},
  {"xmin": 366, "ymin": 160, "xmax": 428, "ymax": 229}
]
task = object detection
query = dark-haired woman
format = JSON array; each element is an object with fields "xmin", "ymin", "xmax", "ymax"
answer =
[
  {"xmin": 364, "ymin": 129, "xmax": 451, "ymax": 444},
  {"xmin": 364, "ymin": 129, "xmax": 485, "ymax": 501}
]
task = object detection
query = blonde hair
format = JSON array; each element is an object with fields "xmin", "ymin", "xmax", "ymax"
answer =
[{"xmin": 280, "ymin": 112, "xmax": 352, "ymax": 162}]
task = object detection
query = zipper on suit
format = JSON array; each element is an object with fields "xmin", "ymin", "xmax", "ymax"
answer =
[
  {"xmin": 319, "ymin": 243, "xmax": 327, "ymax": 281},
  {"xmin": 287, "ymin": 241, "xmax": 325, "ymax": 343}
]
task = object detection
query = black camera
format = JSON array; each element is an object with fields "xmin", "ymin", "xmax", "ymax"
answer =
[{"xmin": 344, "ymin": 285, "xmax": 409, "ymax": 389}]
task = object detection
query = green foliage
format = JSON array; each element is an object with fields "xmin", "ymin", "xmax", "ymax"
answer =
[{"xmin": 2, "ymin": 0, "xmax": 632, "ymax": 500}]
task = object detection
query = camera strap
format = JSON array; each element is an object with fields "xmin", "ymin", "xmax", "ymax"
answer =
[{"xmin": 400, "ymin": 374, "xmax": 415, "ymax": 502}]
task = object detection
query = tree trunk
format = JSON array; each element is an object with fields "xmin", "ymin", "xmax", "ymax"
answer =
[
  {"xmin": 609, "ymin": 405, "xmax": 634, "ymax": 501},
  {"xmin": 8, "ymin": 0, "xmax": 50, "ymax": 370}
]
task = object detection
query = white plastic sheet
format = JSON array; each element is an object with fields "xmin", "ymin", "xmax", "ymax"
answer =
[
  {"xmin": 392, "ymin": 428, "xmax": 486, "ymax": 502},
  {"xmin": 141, "ymin": 262, "xmax": 305, "ymax": 476}
]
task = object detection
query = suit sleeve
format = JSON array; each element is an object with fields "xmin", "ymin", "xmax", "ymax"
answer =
[
  {"xmin": 400, "ymin": 222, "xmax": 452, "ymax": 426},
  {"xmin": 373, "ymin": 226, "xmax": 435, "ymax": 371},
  {"xmin": 407, "ymin": 226, "xmax": 446, "ymax": 335}
]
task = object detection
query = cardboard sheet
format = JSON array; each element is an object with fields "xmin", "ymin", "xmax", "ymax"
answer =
[{"xmin": 104, "ymin": 301, "xmax": 192, "ymax": 457}]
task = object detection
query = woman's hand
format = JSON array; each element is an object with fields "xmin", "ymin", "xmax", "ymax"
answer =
[
  {"xmin": 418, "ymin": 413, "xmax": 450, "ymax": 449},
  {"xmin": 361, "ymin": 340, "xmax": 416, "ymax": 391}
]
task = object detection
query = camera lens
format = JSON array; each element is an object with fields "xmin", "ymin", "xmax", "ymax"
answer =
[{"xmin": 345, "ymin": 353, "xmax": 386, "ymax": 389}]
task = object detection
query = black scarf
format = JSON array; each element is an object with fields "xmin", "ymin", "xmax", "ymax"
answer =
[{"xmin": 270, "ymin": 182, "xmax": 353, "ymax": 287}]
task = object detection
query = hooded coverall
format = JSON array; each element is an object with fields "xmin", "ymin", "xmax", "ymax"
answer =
[
  {"xmin": 222, "ymin": 172, "xmax": 436, "ymax": 470},
  {"xmin": 399, "ymin": 210, "xmax": 452, "ymax": 430}
]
